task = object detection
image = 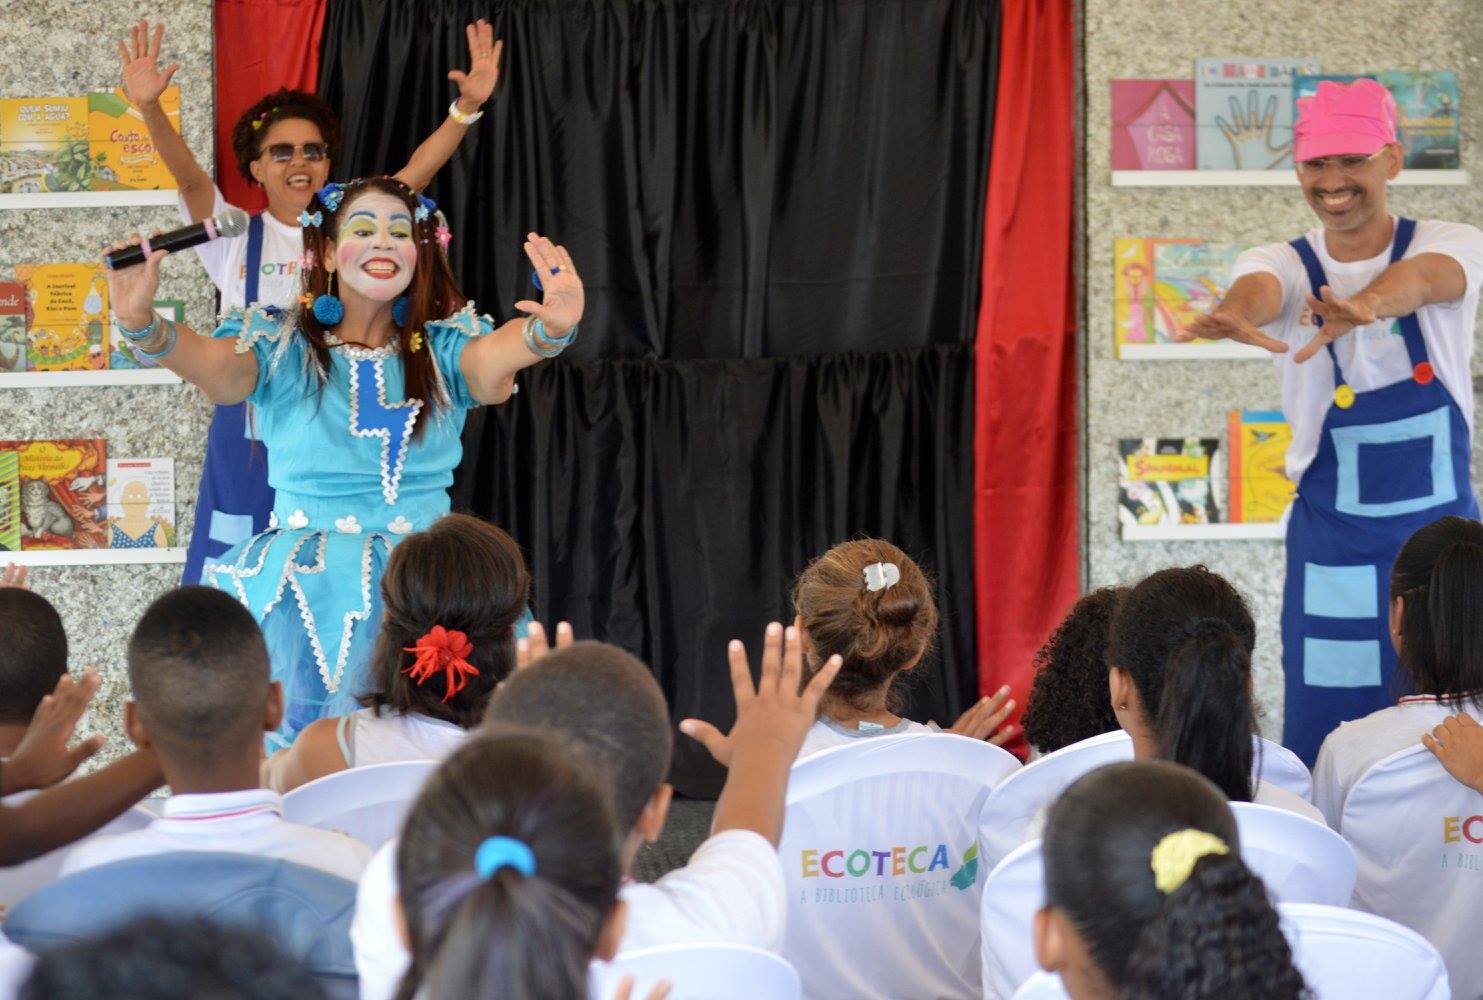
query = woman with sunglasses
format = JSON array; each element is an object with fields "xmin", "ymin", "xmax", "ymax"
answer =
[
  {"xmin": 1184, "ymin": 78, "xmax": 1483, "ymax": 767},
  {"xmin": 117, "ymin": 18, "xmax": 502, "ymax": 585}
]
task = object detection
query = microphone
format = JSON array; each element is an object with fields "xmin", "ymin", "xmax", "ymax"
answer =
[{"xmin": 104, "ymin": 208, "xmax": 251, "ymax": 270}]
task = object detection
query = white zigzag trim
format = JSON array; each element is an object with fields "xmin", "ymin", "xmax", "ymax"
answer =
[
  {"xmin": 347, "ymin": 356, "xmax": 422, "ymax": 506},
  {"xmin": 203, "ymin": 529, "xmax": 282, "ymax": 610}
]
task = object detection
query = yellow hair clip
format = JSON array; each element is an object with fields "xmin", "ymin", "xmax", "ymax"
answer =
[
  {"xmin": 408, "ymin": 331, "xmax": 423, "ymax": 353},
  {"xmin": 1150, "ymin": 828, "xmax": 1229, "ymax": 895}
]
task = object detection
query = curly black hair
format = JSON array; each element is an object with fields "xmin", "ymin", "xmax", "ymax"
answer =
[
  {"xmin": 1020, "ymin": 586, "xmax": 1126, "ymax": 754},
  {"xmin": 230, "ymin": 88, "xmax": 343, "ymax": 184},
  {"xmin": 1044, "ymin": 761, "xmax": 1310, "ymax": 1000},
  {"xmin": 19, "ymin": 915, "xmax": 325, "ymax": 999}
]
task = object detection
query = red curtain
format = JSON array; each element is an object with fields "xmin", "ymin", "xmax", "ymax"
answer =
[
  {"xmin": 213, "ymin": 0, "xmax": 327, "ymax": 212},
  {"xmin": 973, "ymin": 0, "xmax": 1079, "ymax": 752}
]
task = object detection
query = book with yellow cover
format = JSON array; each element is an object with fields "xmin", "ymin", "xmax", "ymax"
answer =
[
  {"xmin": 1227, "ymin": 409, "xmax": 1295, "ymax": 523},
  {"xmin": 87, "ymin": 86, "xmax": 181, "ymax": 190},
  {"xmin": 15, "ymin": 264, "xmax": 109, "ymax": 371},
  {"xmin": 0, "ymin": 97, "xmax": 96, "ymax": 193},
  {"xmin": 0, "ymin": 439, "xmax": 108, "ymax": 550}
]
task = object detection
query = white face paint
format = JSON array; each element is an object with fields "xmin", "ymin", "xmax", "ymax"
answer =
[{"xmin": 330, "ymin": 191, "xmax": 418, "ymax": 303}]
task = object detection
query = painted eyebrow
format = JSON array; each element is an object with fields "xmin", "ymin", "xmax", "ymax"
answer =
[{"xmin": 344, "ymin": 210, "xmax": 413, "ymax": 224}]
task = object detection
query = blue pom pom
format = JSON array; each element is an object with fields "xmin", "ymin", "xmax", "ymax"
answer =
[
  {"xmin": 391, "ymin": 296, "xmax": 409, "ymax": 326},
  {"xmin": 311, "ymin": 293, "xmax": 344, "ymax": 325},
  {"xmin": 531, "ymin": 269, "xmax": 543, "ymax": 292}
]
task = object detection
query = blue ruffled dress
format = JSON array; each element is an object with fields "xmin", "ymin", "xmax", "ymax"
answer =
[{"xmin": 202, "ymin": 304, "xmax": 491, "ymax": 750}]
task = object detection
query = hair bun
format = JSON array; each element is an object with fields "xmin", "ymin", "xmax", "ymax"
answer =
[{"xmin": 870, "ymin": 587, "xmax": 921, "ymax": 628}]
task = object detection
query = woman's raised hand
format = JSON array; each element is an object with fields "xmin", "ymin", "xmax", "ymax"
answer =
[
  {"xmin": 515, "ymin": 233, "xmax": 584, "ymax": 339},
  {"xmin": 117, "ymin": 19, "xmax": 180, "ymax": 109},
  {"xmin": 102, "ymin": 234, "xmax": 167, "ymax": 330},
  {"xmin": 448, "ymin": 19, "xmax": 503, "ymax": 111}
]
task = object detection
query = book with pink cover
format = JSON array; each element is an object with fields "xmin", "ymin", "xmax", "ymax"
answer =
[{"xmin": 1111, "ymin": 79, "xmax": 1196, "ymax": 170}]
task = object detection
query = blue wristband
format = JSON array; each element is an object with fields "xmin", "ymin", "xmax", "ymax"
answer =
[
  {"xmin": 136, "ymin": 319, "xmax": 178, "ymax": 360},
  {"xmin": 116, "ymin": 313, "xmax": 159, "ymax": 342}
]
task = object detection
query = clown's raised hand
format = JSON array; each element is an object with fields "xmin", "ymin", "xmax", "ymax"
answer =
[
  {"xmin": 515, "ymin": 233, "xmax": 584, "ymax": 339},
  {"xmin": 448, "ymin": 19, "xmax": 503, "ymax": 112}
]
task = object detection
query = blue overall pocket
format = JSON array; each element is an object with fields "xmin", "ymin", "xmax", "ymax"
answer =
[{"xmin": 1330, "ymin": 406, "xmax": 1456, "ymax": 518}]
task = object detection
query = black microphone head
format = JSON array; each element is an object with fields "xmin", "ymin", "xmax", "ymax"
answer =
[{"xmin": 213, "ymin": 207, "xmax": 251, "ymax": 238}]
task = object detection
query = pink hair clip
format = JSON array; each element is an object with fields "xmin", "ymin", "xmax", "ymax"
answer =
[
  {"xmin": 435, "ymin": 225, "xmax": 452, "ymax": 250},
  {"xmin": 299, "ymin": 249, "xmax": 317, "ymax": 271}
]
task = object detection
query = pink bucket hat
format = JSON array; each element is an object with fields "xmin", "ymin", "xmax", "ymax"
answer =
[{"xmin": 1294, "ymin": 78, "xmax": 1397, "ymax": 162}]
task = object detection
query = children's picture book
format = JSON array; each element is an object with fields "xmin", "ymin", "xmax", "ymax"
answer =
[
  {"xmin": 1377, "ymin": 71, "xmax": 1460, "ymax": 170},
  {"xmin": 0, "ymin": 452, "xmax": 18, "ymax": 552},
  {"xmin": 15, "ymin": 264, "xmax": 108, "ymax": 371},
  {"xmin": 0, "ymin": 282, "xmax": 26, "ymax": 373},
  {"xmin": 0, "ymin": 97, "xmax": 96, "ymax": 194},
  {"xmin": 86, "ymin": 86, "xmax": 182, "ymax": 190},
  {"xmin": 1118, "ymin": 438, "xmax": 1221, "ymax": 528},
  {"xmin": 110, "ymin": 299, "xmax": 183, "ymax": 369},
  {"xmin": 1111, "ymin": 79, "xmax": 1196, "ymax": 170},
  {"xmin": 106, "ymin": 458, "xmax": 175, "ymax": 548},
  {"xmin": 1227, "ymin": 410, "xmax": 1295, "ymax": 523},
  {"xmin": 0, "ymin": 439, "xmax": 107, "ymax": 550},
  {"xmin": 1196, "ymin": 58, "xmax": 1321, "ymax": 170},
  {"xmin": 1114, "ymin": 238, "xmax": 1250, "ymax": 356}
]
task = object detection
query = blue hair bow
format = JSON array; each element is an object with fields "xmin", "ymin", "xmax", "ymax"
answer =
[
  {"xmin": 474, "ymin": 836, "xmax": 536, "ymax": 879},
  {"xmin": 297, "ymin": 210, "xmax": 322, "ymax": 228},
  {"xmin": 317, "ymin": 182, "xmax": 345, "ymax": 213}
]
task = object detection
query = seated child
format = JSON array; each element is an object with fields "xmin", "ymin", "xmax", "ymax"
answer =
[
  {"xmin": 1108, "ymin": 566, "xmax": 1322, "ymax": 820},
  {"xmin": 1035, "ymin": 760, "xmax": 1307, "ymax": 999},
  {"xmin": 262, "ymin": 513, "xmax": 529, "ymax": 792},
  {"xmin": 18, "ymin": 915, "xmax": 322, "ymax": 1000},
  {"xmin": 353, "ymin": 629, "xmax": 841, "ymax": 1000},
  {"xmin": 1316, "ymin": 515, "xmax": 1483, "ymax": 824},
  {"xmin": 792, "ymin": 538, "xmax": 1013, "ymax": 757},
  {"xmin": 393, "ymin": 729, "xmax": 625, "ymax": 999},
  {"xmin": 1020, "ymin": 586, "xmax": 1126, "ymax": 757},
  {"xmin": 59, "ymin": 587, "xmax": 369, "ymax": 880}
]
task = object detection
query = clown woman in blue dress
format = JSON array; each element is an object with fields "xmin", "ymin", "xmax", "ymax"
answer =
[{"xmin": 103, "ymin": 177, "xmax": 582, "ymax": 748}]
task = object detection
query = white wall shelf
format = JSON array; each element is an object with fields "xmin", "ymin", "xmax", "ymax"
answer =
[
  {"xmin": 0, "ymin": 190, "xmax": 179, "ymax": 210},
  {"xmin": 1112, "ymin": 169, "xmax": 1470, "ymax": 188},
  {"xmin": 1118, "ymin": 342, "xmax": 1270, "ymax": 361},
  {"xmin": 1122, "ymin": 522, "xmax": 1285, "ymax": 542},
  {"xmin": 0, "ymin": 369, "xmax": 181, "ymax": 389},
  {"xmin": 1, "ymin": 547, "xmax": 185, "ymax": 567}
]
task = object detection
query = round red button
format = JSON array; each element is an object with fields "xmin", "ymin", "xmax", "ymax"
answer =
[{"xmin": 1414, "ymin": 361, "xmax": 1435, "ymax": 385}]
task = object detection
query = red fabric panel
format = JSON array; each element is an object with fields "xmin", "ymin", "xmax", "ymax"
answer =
[
  {"xmin": 213, "ymin": 0, "xmax": 327, "ymax": 212},
  {"xmin": 973, "ymin": 0, "xmax": 1079, "ymax": 754}
]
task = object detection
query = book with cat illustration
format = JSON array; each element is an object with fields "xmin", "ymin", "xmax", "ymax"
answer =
[
  {"xmin": 106, "ymin": 457, "xmax": 174, "ymax": 548},
  {"xmin": 0, "ymin": 439, "xmax": 107, "ymax": 549}
]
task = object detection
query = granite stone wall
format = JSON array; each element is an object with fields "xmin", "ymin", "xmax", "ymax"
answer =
[
  {"xmin": 0, "ymin": 0, "xmax": 216, "ymax": 762},
  {"xmin": 1082, "ymin": 0, "xmax": 1483, "ymax": 737}
]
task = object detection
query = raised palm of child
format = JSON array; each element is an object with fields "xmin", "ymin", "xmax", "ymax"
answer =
[{"xmin": 118, "ymin": 19, "xmax": 179, "ymax": 107}]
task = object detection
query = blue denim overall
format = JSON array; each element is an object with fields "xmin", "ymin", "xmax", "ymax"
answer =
[{"xmin": 1281, "ymin": 217, "xmax": 1478, "ymax": 765}]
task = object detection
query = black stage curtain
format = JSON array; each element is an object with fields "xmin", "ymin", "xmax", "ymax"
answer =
[{"xmin": 319, "ymin": 0, "xmax": 999, "ymax": 795}]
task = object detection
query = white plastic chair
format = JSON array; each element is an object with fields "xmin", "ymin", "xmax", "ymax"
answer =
[
  {"xmin": 1011, "ymin": 972, "xmax": 1068, "ymax": 999},
  {"xmin": 281, "ymin": 761, "xmax": 437, "ymax": 850},
  {"xmin": 1281, "ymin": 903, "xmax": 1450, "ymax": 1000},
  {"xmin": 980, "ymin": 839, "xmax": 1044, "ymax": 1000},
  {"xmin": 780, "ymin": 732, "xmax": 1020, "ymax": 1000},
  {"xmin": 1339, "ymin": 744, "xmax": 1483, "ymax": 997},
  {"xmin": 978, "ymin": 732, "xmax": 1130, "ymax": 871},
  {"xmin": 1230, "ymin": 801, "xmax": 1356, "ymax": 906},
  {"xmin": 1255, "ymin": 736, "xmax": 1313, "ymax": 802},
  {"xmin": 589, "ymin": 944, "xmax": 802, "ymax": 1000},
  {"xmin": 0, "ymin": 793, "xmax": 153, "ymax": 918}
]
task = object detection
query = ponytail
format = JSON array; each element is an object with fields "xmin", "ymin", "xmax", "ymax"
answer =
[
  {"xmin": 1123, "ymin": 854, "xmax": 1307, "ymax": 1000},
  {"xmin": 1043, "ymin": 762, "xmax": 1307, "ymax": 1000},
  {"xmin": 1154, "ymin": 619, "xmax": 1255, "ymax": 801},
  {"xmin": 1393, "ymin": 516, "xmax": 1483, "ymax": 704},
  {"xmin": 396, "ymin": 731, "xmax": 622, "ymax": 1000}
]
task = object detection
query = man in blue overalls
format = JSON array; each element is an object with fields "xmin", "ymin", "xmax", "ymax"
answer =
[{"xmin": 1186, "ymin": 79, "xmax": 1483, "ymax": 765}]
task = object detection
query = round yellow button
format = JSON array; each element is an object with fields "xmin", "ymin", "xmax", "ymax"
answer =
[{"xmin": 1334, "ymin": 384, "xmax": 1356, "ymax": 409}]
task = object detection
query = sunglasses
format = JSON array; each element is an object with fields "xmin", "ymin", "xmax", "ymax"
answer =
[
  {"xmin": 1296, "ymin": 149, "xmax": 1385, "ymax": 176},
  {"xmin": 263, "ymin": 142, "xmax": 329, "ymax": 163}
]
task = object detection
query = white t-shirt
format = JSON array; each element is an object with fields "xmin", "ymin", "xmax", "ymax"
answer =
[
  {"xmin": 351, "ymin": 829, "xmax": 786, "ymax": 1000},
  {"xmin": 181, "ymin": 187, "xmax": 305, "ymax": 310},
  {"xmin": 58, "ymin": 788, "xmax": 370, "ymax": 882},
  {"xmin": 796, "ymin": 717, "xmax": 940, "ymax": 759},
  {"xmin": 1229, "ymin": 218, "xmax": 1483, "ymax": 482},
  {"xmin": 1312, "ymin": 695, "xmax": 1475, "ymax": 831},
  {"xmin": 337, "ymin": 708, "xmax": 468, "ymax": 768},
  {"xmin": 1252, "ymin": 778, "xmax": 1325, "ymax": 823}
]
